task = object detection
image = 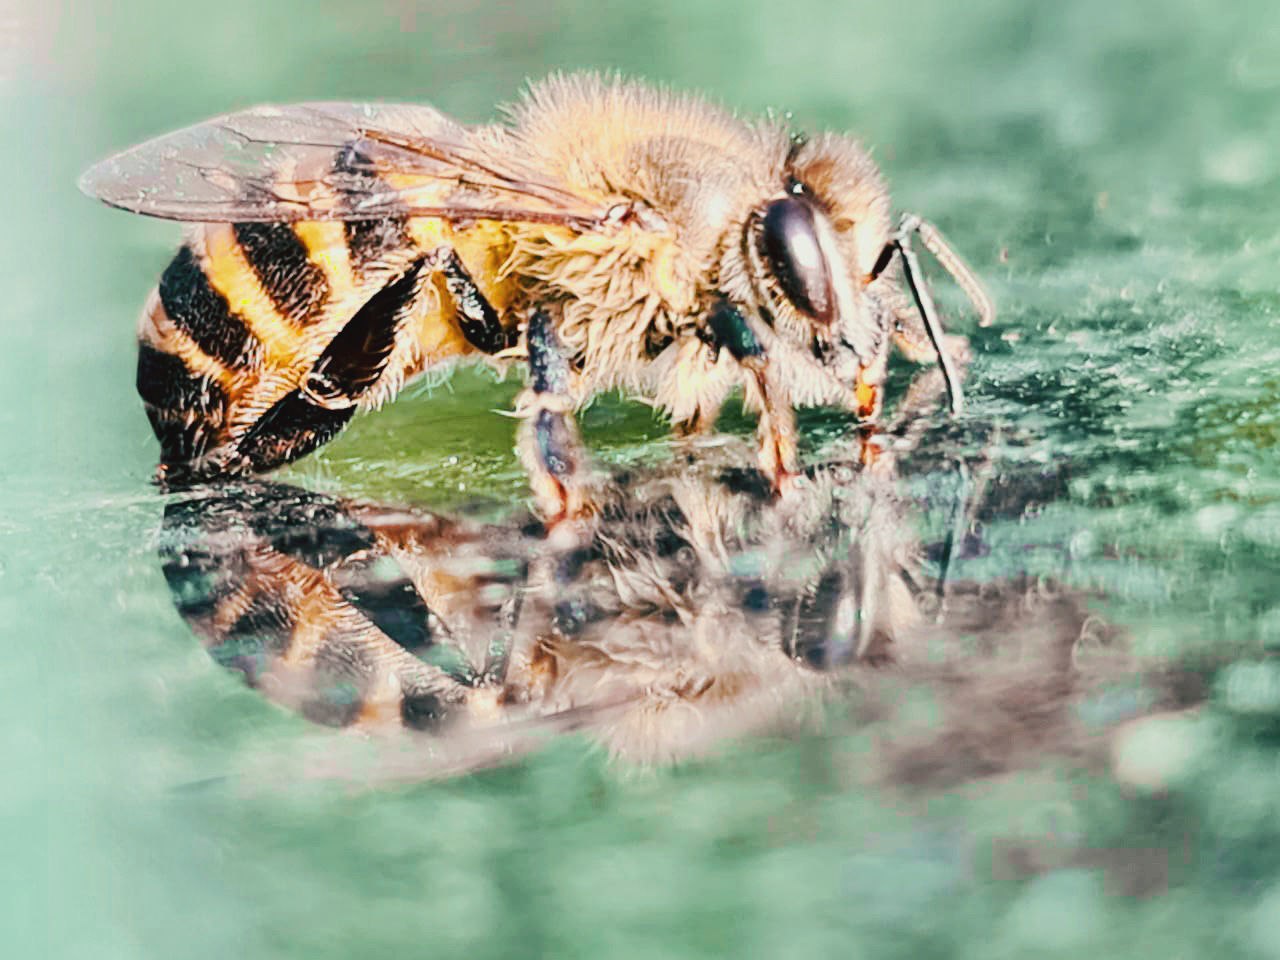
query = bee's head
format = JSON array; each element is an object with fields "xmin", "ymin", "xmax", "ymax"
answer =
[{"xmin": 737, "ymin": 133, "xmax": 896, "ymax": 395}]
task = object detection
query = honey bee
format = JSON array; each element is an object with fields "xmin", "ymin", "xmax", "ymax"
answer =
[{"xmin": 82, "ymin": 73, "xmax": 994, "ymax": 510}]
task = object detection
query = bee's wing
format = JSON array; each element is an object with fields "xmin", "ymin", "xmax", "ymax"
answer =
[{"xmin": 79, "ymin": 102, "xmax": 610, "ymax": 228}]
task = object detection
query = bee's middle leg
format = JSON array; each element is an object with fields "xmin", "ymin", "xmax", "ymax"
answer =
[
  {"xmin": 516, "ymin": 309, "xmax": 591, "ymax": 525},
  {"xmin": 435, "ymin": 249, "xmax": 594, "ymax": 525},
  {"xmin": 705, "ymin": 301, "xmax": 799, "ymax": 494}
]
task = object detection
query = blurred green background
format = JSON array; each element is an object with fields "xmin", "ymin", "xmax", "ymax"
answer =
[{"xmin": 7, "ymin": 0, "xmax": 1280, "ymax": 956}]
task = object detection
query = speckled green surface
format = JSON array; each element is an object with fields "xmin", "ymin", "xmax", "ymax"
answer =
[{"xmin": 6, "ymin": 1, "xmax": 1280, "ymax": 956}]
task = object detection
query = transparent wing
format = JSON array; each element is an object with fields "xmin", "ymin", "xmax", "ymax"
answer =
[{"xmin": 79, "ymin": 102, "xmax": 610, "ymax": 228}]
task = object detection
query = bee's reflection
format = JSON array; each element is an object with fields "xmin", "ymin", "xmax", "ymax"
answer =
[{"xmin": 159, "ymin": 401, "xmax": 1201, "ymax": 784}]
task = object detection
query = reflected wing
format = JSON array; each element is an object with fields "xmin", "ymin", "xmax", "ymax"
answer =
[{"xmin": 79, "ymin": 102, "xmax": 610, "ymax": 228}]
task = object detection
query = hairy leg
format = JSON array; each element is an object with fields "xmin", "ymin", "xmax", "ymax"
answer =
[
  {"xmin": 515, "ymin": 308, "xmax": 592, "ymax": 524},
  {"xmin": 705, "ymin": 301, "xmax": 800, "ymax": 494}
]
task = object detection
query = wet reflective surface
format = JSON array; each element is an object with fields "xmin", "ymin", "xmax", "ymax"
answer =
[
  {"xmin": 156, "ymin": 425, "xmax": 1146, "ymax": 777},
  {"xmin": 9, "ymin": 0, "xmax": 1280, "ymax": 956}
]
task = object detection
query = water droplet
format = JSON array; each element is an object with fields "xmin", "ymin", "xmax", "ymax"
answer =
[
  {"xmin": 1111, "ymin": 710, "xmax": 1207, "ymax": 791},
  {"xmin": 1195, "ymin": 503, "xmax": 1239, "ymax": 539},
  {"xmin": 1068, "ymin": 529, "xmax": 1097, "ymax": 558},
  {"xmin": 1219, "ymin": 661, "xmax": 1280, "ymax": 716},
  {"xmin": 1248, "ymin": 882, "xmax": 1280, "ymax": 960},
  {"xmin": 1204, "ymin": 138, "xmax": 1270, "ymax": 187},
  {"xmin": 1260, "ymin": 608, "xmax": 1280, "ymax": 653},
  {"xmin": 1003, "ymin": 870, "xmax": 1105, "ymax": 950}
]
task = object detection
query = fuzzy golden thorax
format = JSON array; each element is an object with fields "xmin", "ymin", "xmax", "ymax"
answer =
[
  {"xmin": 86, "ymin": 71, "xmax": 986, "ymax": 492},
  {"xmin": 498, "ymin": 74, "xmax": 900, "ymax": 415}
]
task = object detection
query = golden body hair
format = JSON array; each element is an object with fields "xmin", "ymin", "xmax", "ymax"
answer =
[{"xmin": 83, "ymin": 74, "xmax": 992, "ymax": 499}]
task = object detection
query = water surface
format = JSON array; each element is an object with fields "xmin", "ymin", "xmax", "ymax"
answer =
[{"xmin": 6, "ymin": 1, "xmax": 1280, "ymax": 956}]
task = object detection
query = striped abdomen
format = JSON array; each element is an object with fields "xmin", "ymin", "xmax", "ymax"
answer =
[
  {"xmin": 160, "ymin": 483, "xmax": 524, "ymax": 731},
  {"xmin": 137, "ymin": 212, "xmax": 517, "ymax": 486}
]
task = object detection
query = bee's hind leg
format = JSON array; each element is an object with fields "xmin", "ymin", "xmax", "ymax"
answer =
[{"xmin": 516, "ymin": 309, "xmax": 591, "ymax": 526}]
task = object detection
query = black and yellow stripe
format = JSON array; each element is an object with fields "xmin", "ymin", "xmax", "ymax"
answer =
[
  {"xmin": 157, "ymin": 244, "xmax": 262, "ymax": 369},
  {"xmin": 135, "ymin": 141, "xmax": 525, "ymax": 486},
  {"xmin": 159, "ymin": 483, "xmax": 521, "ymax": 731},
  {"xmin": 232, "ymin": 222, "xmax": 329, "ymax": 325},
  {"xmin": 333, "ymin": 141, "xmax": 412, "ymax": 272}
]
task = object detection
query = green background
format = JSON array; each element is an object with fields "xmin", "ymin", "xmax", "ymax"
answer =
[{"xmin": 7, "ymin": 0, "xmax": 1280, "ymax": 956}]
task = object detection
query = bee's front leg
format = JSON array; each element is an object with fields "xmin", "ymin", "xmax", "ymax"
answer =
[
  {"xmin": 515, "ymin": 308, "xmax": 592, "ymax": 526},
  {"xmin": 705, "ymin": 301, "xmax": 800, "ymax": 495},
  {"xmin": 750, "ymin": 375, "xmax": 800, "ymax": 493},
  {"xmin": 885, "ymin": 213, "xmax": 993, "ymax": 417}
]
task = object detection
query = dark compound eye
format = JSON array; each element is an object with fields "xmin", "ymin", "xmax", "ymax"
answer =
[
  {"xmin": 761, "ymin": 196, "xmax": 836, "ymax": 324},
  {"xmin": 787, "ymin": 569, "xmax": 859, "ymax": 670}
]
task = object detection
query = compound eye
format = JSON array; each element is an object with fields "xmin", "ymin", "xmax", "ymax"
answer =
[
  {"xmin": 787, "ymin": 570, "xmax": 859, "ymax": 670},
  {"xmin": 761, "ymin": 197, "xmax": 835, "ymax": 324}
]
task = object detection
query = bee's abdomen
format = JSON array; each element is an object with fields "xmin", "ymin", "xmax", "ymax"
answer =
[
  {"xmin": 157, "ymin": 243, "xmax": 263, "ymax": 367},
  {"xmin": 136, "ymin": 244, "xmax": 242, "ymax": 480},
  {"xmin": 135, "ymin": 209, "xmax": 424, "ymax": 484},
  {"xmin": 231, "ymin": 222, "xmax": 330, "ymax": 324},
  {"xmin": 136, "ymin": 339, "xmax": 228, "ymax": 469},
  {"xmin": 134, "ymin": 196, "xmax": 512, "ymax": 484}
]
